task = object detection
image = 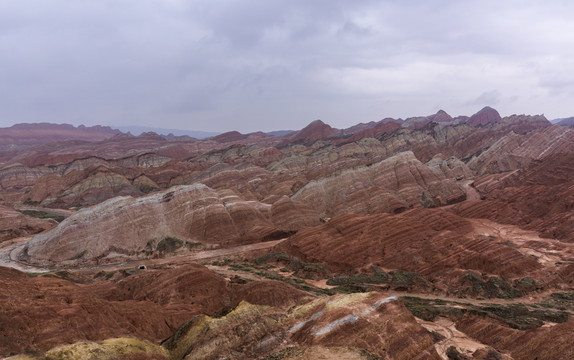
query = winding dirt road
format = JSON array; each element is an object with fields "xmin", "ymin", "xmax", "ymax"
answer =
[{"xmin": 0, "ymin": 235, "xmax": 286, "ymax": 273}]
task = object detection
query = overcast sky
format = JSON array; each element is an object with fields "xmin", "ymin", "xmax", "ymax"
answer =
[{"xmin": 1, "ymin": 0, "xmax": 573, "ymax": 133}]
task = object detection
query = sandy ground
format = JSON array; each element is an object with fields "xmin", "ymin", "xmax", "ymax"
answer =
[
  {"xmin": 458, "ymin": 180, "xmax": 481, "ymax": 201},
  {"xmin": 419, "ymin": 316, "xmax": 483, "ymax": 358},
  {"xmin": 418, "ymin": 316, "xmax": 502, "ymax": 359},
  {"xmin": 470, "ymin": 217, "xmax": 574, "ymax": 268}
]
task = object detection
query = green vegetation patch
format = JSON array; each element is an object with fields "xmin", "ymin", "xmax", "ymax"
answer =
[
  {"xmin": 261, "ymin": 347, "xmax": 305, "ymax": 360},
  {"xmin": 330, "ymin": 284, "xmax": 372, "ymax": 294},
  {"xmin": 458, "ymin": 272, "xmax": 521, "ymax": 299},
  {"xmin": 540, "ymin": 292, "xmax": 574, "ymax": 311},
  {"xmin": 252, "ymin": 253, "xmax": 330, "ymax": 280},
  {"xmin": 401, "ymin": 296, "xmax": 467, "ymax": 321},
  {"xmin": 401, "ymin": 296, "xmax": 568, "ymax": 330},
  {"xmin": 155, "ymin": 237, "xmax": 201, "ymax": 253},
  {"xmin": 515, "ymin": 277, "xmax": 543, "ymax": 293},
  {"xmin": 289, "ymin": 257, "xmax": 331, "ymax": 280},
  {"xmin": 67, "ymin": 250, "xmax": 87, "ymax": 261},
  {"xmin": 253, "ymin": 252, "xmax": 291, "ymax": 265},
  {"xmin": 550, "ymin": 292, "xmax": 574, "ymax": 301},
  {"xmin": 389, "ymin": 270, "xmax": 428, "ymax": 290},
  {"xmin": 327, "ymin": 266, "xmax": 389, "ymax": 286},
  {"xmin": 18, "ymin": 209, "xmax": 65, "ymax": 222},
  {"xmin": 94, "ymin": 271, "xmax": 117, "ymax": 280},
  {"xmin": 228, "ymin": 262, "xmax": 332, "ymax": 296}
]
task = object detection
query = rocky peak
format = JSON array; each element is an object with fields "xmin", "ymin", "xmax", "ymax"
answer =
[
  {"xmin": 286, "ymin": 119, "xmax": 340, "ymax": 144},
  {"xmin": 468, "ymin": 106, "xmax": 502, "ymax": 127},
  {"xmin": 211, "ymin": 131, "xmax": 248, "ymax": 143},
  {"xmin": 428, "ymin": 109, "xmax": 453, "ymax": 123},
  {"xmin": 138, "ymin": 131, "xmax": 166, "ymax": 140}
]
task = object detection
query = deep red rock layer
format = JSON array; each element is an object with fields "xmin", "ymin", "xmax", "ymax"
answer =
[
  {"xmin": 0, "ymin": 264, "xmax": 312, "ymax": 356},
  {"xmin": 278, "ymin": 208, "xmax": 544, "ymax": 285},
  {"xmin": 456, "ymin": 316, "xmax": 574, "ymax": 360},
  {"xmin": 453, "ymin": 152, "xmax": 574, "ymax": 242}
]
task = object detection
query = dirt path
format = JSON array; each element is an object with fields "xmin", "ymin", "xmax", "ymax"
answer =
[
  {"xmin": 457, "ymin": 180, "xmax": 481, "ymax": 201},
  {"xmin": 142, "ymin": 239, "xmax": 286, "ymax": 268},
  {"xmin": 0, "ymin": 237, "xmax": 286, "ymax": 273},
  {"xmin": 0, "ymin": 236, "xmax": 50, "ymax": 272},
  {"xmin": 418, "ymin": 316, "xmax": 493, "ymax": 360},
  {"xmin": 470, "ymin": 218, "xmax": 574, "ymax": 268}
]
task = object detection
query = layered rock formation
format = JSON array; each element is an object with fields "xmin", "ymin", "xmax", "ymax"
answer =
[
  {"xmin": 292, "ymin": 151, "xmax": 467, "ymax": 217},
  {"xmin": 457, "ymin": 315, "xmax": 574, "ymax": 359},
  {"xmin": 453, "ymin": 151, "xmax": 574, "ymax": 243},
  {"xmin": 16, "ymin": 338, "xmax": 169, "ymax": 360},
  {"xmin": 468, "ymin": 124, "xmax": 573, "ymax": 175},
  {"xmin": 20, "ymin": 184, "xmax": 322, "ymax": 266},
  {"xmin": 276, "ymin": 207, "xmax": 573, "ymax": 297},
  {"xmin": 3, "ymin": 108, "xmax": 574, "ymax": 359}
]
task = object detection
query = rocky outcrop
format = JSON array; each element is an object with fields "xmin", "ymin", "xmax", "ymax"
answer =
[
  {"xmin": 164, "ymin": 292, "xmax": 440, "ymax": 360},
  {"xmin": 428, "ymin": 109, "xmax": 454, "ymax": 123},
  {"xmin": 188, "ymin": 162, "xmax": 272, "ymax": 200},
  {"xmin": 20, "ymin": 184, "xmax": 322, "ymax": 266},
  {"xmin": 342, "ymin": 120, "xmax": 402, "ymax": 143},
  {"xmin": 210, "ymin": 130, "xmax": 249, "ymax": 143},
  {"xmin": 426, "ymin": 154, "xmax": 474, "ymax": 180}
]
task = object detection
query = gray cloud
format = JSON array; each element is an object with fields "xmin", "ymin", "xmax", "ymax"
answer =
[
  {"xmin": 469, "ymin": 90, "xmax": 502, "ymax": 107},
  {"xmin": 1, "ymin": 0, "xmax": 574, "ymax": 132}
]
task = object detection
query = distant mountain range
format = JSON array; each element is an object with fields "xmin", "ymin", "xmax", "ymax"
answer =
[
  {"xmin": 113, "ymin": 125, "xmax": 220, "ymax": 139},
  {"xmin": 0, "ymin": 123, "xmax": 120, "ymax": 149},
  {"xmin": 5, "ymin": 108, "xmax": 572, "ymax": 152},
  {"xmin": 552, "ymin": 117, "xmax": 574, "ymax": 127}
]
